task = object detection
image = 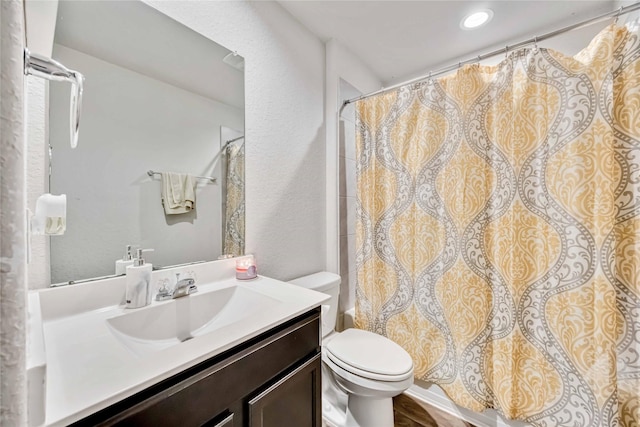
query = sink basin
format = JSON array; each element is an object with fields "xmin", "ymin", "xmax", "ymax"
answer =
[{"xmin": 107, "ymin": 285, "xmax": 280, "ymax": 356}]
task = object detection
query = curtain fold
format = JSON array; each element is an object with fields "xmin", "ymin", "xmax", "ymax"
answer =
[
  {"xmin": 355, "ymin": 23, "xmax": 640, "ymax": 426},
  {"xmin": 223, "ymin": 141, "xmax": 245, "ymax": 257},
  {"xmin": 0, "ymin": 0, "xmax": 27, "ymax": 424}
]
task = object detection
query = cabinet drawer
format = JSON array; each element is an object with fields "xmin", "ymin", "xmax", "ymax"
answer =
[{"xmin": 73, "ymin": 309, "xmax": 320, "ymax": 427}]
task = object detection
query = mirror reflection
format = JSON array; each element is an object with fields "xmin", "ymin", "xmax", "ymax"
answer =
[{"xmin": 40, "ymin": 0, "xmax": 245, "ymax": 285}]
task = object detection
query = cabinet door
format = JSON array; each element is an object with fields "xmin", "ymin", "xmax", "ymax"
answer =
[
  {"xmin": 248, "ymin": 354, "xmax": 321, "ymax": 427},
  {"xmin": 202, "ymin": 411, "xmax": 235, "ymax": 427}
]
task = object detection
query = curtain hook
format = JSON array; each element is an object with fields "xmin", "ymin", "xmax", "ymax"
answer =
[
  {"xmin": 533, "ymin": 36, "xmax": 539, "ymax": 53},
  {"xmin": 504, "ymin": 45, "xmax": 509, "ymax": 60},
  {"xmin": 428, "ymin": 71, "xmax": 433, "ymax": 83},
  {"xmin": 615, "ymin": 6, "xmax": 623, "ymax": 25}
]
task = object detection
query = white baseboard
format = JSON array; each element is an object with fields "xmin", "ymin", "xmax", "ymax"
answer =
[{"xmin": 406, "ymin": 381, "xmax": 531, "ymax": 427}]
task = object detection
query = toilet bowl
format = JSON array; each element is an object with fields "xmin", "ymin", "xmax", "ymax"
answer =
[{"xmin": 289, "ymin": 272, "xmax": 414, "ymax": 427}]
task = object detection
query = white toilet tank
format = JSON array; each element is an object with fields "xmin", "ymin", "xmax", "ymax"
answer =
[{"xmin": 289, "ymin": 272, "xmax": 341, "ymax": 338}]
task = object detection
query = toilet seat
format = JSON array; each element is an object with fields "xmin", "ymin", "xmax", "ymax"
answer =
[
  {"xmin": 325, "ymin": 351, "xmax": 414, "ymax": 383},
  {"xmin": 324, "ymin": 329, "xmax": 413, "ymax": 382},
  {"xmin": 322, "ymin": 349, "xmax": 414, "ymax": 397}
]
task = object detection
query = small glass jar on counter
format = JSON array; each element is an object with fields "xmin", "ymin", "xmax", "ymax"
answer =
[{"xmin": 236, "ymin": 254, "xmax": 257, "ymax": 280}]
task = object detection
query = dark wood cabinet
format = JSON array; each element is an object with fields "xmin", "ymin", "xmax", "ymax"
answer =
[
  {"xmin": 71, "ymin": 308, "xmax": 321, "ymax": 427},
  {"xmin": 202, "ymin": 411, "xmax": 235, "ymax": 427},
  {"xmin": 248, "ymin": 354, "xmax": 321, "ymax": 427}
]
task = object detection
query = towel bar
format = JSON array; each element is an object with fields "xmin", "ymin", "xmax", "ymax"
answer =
[{"xmin": 147, "ymin": 170, "xmax": 216, "ymax": 183}]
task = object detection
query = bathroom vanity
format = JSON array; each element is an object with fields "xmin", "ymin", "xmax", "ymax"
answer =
[
  {"xmin": 29, "ymin": 260, "xmax": 328, "ymax": 427},
  {"xmin": 72, "ymin": 308, "xmax": 321, "ymax": 426}
]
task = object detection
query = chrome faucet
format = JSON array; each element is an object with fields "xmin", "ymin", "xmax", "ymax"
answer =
[{"xmin": 156, "ymin": 273, "xmax": 198, "ymax": 301}]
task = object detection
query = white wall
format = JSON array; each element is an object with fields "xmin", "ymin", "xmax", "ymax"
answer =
[
  {"xmin": 48, "ymin": 44, "xmax": 243, "ymax": 283},
  {"xmin": 337, "ymin": 79, "xmax": 360, "ymax": 325},
  {"xmin": 326, "ymin": 39, "xmax": 381, "ymax": 274},
  {"xmin": 146, "ymin": 0, "xmax": 326, "ymax": 281},
  {"xmin": 325, "ymin": 39, "xmax": 381, "ymax": 328},
  {"xmin": 25, "ymin": 0, "xmax": 57, "ymax": 56},
  {"xmin": 0, "ymin": 2, "xmax": 28, "ymax": 423}
]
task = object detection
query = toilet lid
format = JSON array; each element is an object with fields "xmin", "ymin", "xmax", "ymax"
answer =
[{"xmin": 325, "ymin": 329, "xmax": 413, "ymax": 378}]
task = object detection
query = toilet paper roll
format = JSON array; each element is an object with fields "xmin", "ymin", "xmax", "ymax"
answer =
[{"xmin": 32, "ymin": 194, "xmax": 66, "ymax": 235}]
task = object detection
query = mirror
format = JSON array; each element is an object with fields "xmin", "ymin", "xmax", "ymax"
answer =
[{"xmin": 30, "ymin": 0, "xmax": 245, "ymax": 285}]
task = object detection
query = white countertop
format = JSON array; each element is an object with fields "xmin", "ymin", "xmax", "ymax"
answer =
[{"xmin": 30, "ymin": 262, "xmax": 328, "ymax": 426}]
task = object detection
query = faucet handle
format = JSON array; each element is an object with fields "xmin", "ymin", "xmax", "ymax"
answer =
[
  {"xmin": 186, "ymin": 270, "xmax": 197, "ymax": 282},
  {"xmin": 155, "ymin": 278, "xmax": 173, "ymax": 301},
  {"xmin": 157, "ymin": 278, "xmax": 170, "ymax": 293}
]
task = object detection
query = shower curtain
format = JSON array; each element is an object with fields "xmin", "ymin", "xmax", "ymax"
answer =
[
  {"xmin": 355, "ymin": 23, "xmax": 640, "ymax": 426},
  {"xmin": 223, "ymin": 140, "xmax": 245, "ymax": 257}
]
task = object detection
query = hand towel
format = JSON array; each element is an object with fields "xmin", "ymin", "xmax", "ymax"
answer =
[{"xmin": 161, "ymin": 172, "xmax": 196, "ymax": 215}]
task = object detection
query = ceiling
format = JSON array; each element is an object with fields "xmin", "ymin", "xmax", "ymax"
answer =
[
  {"xmin": 279, "ymin": 0, "xmax": 617, "ymax": 86},
  {"xmin": 54, "ymin": 0, "xmax": 244, "ymax": 108}
]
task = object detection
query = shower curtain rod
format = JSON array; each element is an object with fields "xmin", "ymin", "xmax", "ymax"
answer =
[
  {"xmin": 222, "ymin": 135, "xmax": 245, "ymax": 150},
  {"xmin": 225, "ymin": 135, "xmax": 245, "ymax": 144},
  {"xmin": 342, "ymin": 1, "xmax": 640, "ymax": 107}
]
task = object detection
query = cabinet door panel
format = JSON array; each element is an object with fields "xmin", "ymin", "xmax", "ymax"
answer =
[
  {"xmin": 202, "ymin": 411, "xmax": 234, "ymax": 427},
  {"xmin": 248, "ymin": 354, "xmax": 321, "ymax": 427}
]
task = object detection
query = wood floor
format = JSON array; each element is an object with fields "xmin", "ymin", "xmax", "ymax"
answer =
[
  {"xmin": 393, "ymin": 394, "xmax": 478, "ymax": 427},
  {"xmin": 322, "ymin": 393, "xmax": 478, "ymax": 427}
]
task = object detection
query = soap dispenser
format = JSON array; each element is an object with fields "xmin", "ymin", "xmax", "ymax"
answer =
[
  {"xmin": 125, "ymin": 248, "xmax": 152, "ymax": 309},
  {"xmin": 115, "ymin": 245, "xmax": 134, "ymax": 275}
]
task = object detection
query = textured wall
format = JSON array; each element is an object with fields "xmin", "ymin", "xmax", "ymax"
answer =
[
  {"xmin": 325, "ymin": 39, "xmax": 380, "ymax": 328},
  {"xmin": 338, "ymin": 80, "xmax": 359, "ymax": 322},
  {"xmin": 325, "ymin": 39, "xmax": 381, "ymax": 275},
  {"xmin": 0, "ymin": 0, "xmax": 27, "ymax": 423}
]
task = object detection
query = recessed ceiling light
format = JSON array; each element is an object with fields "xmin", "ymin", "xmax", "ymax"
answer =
[{"xmin": 461, "ymin": 9, "xmax": 493, "ymax": 30}]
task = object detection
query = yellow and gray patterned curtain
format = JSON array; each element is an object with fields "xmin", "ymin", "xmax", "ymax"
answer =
[
  {"xmin": 223, "ymin": 141, "xmax": 245, "ymax": 257},
  {"xmin": 355, "ymin": 24, "xmax": 640, "ymax": 426}
]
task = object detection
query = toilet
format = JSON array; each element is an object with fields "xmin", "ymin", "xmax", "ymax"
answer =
[{"xmin": 290, "ymin": 272, "xmax": 414, "ymax": 427}]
